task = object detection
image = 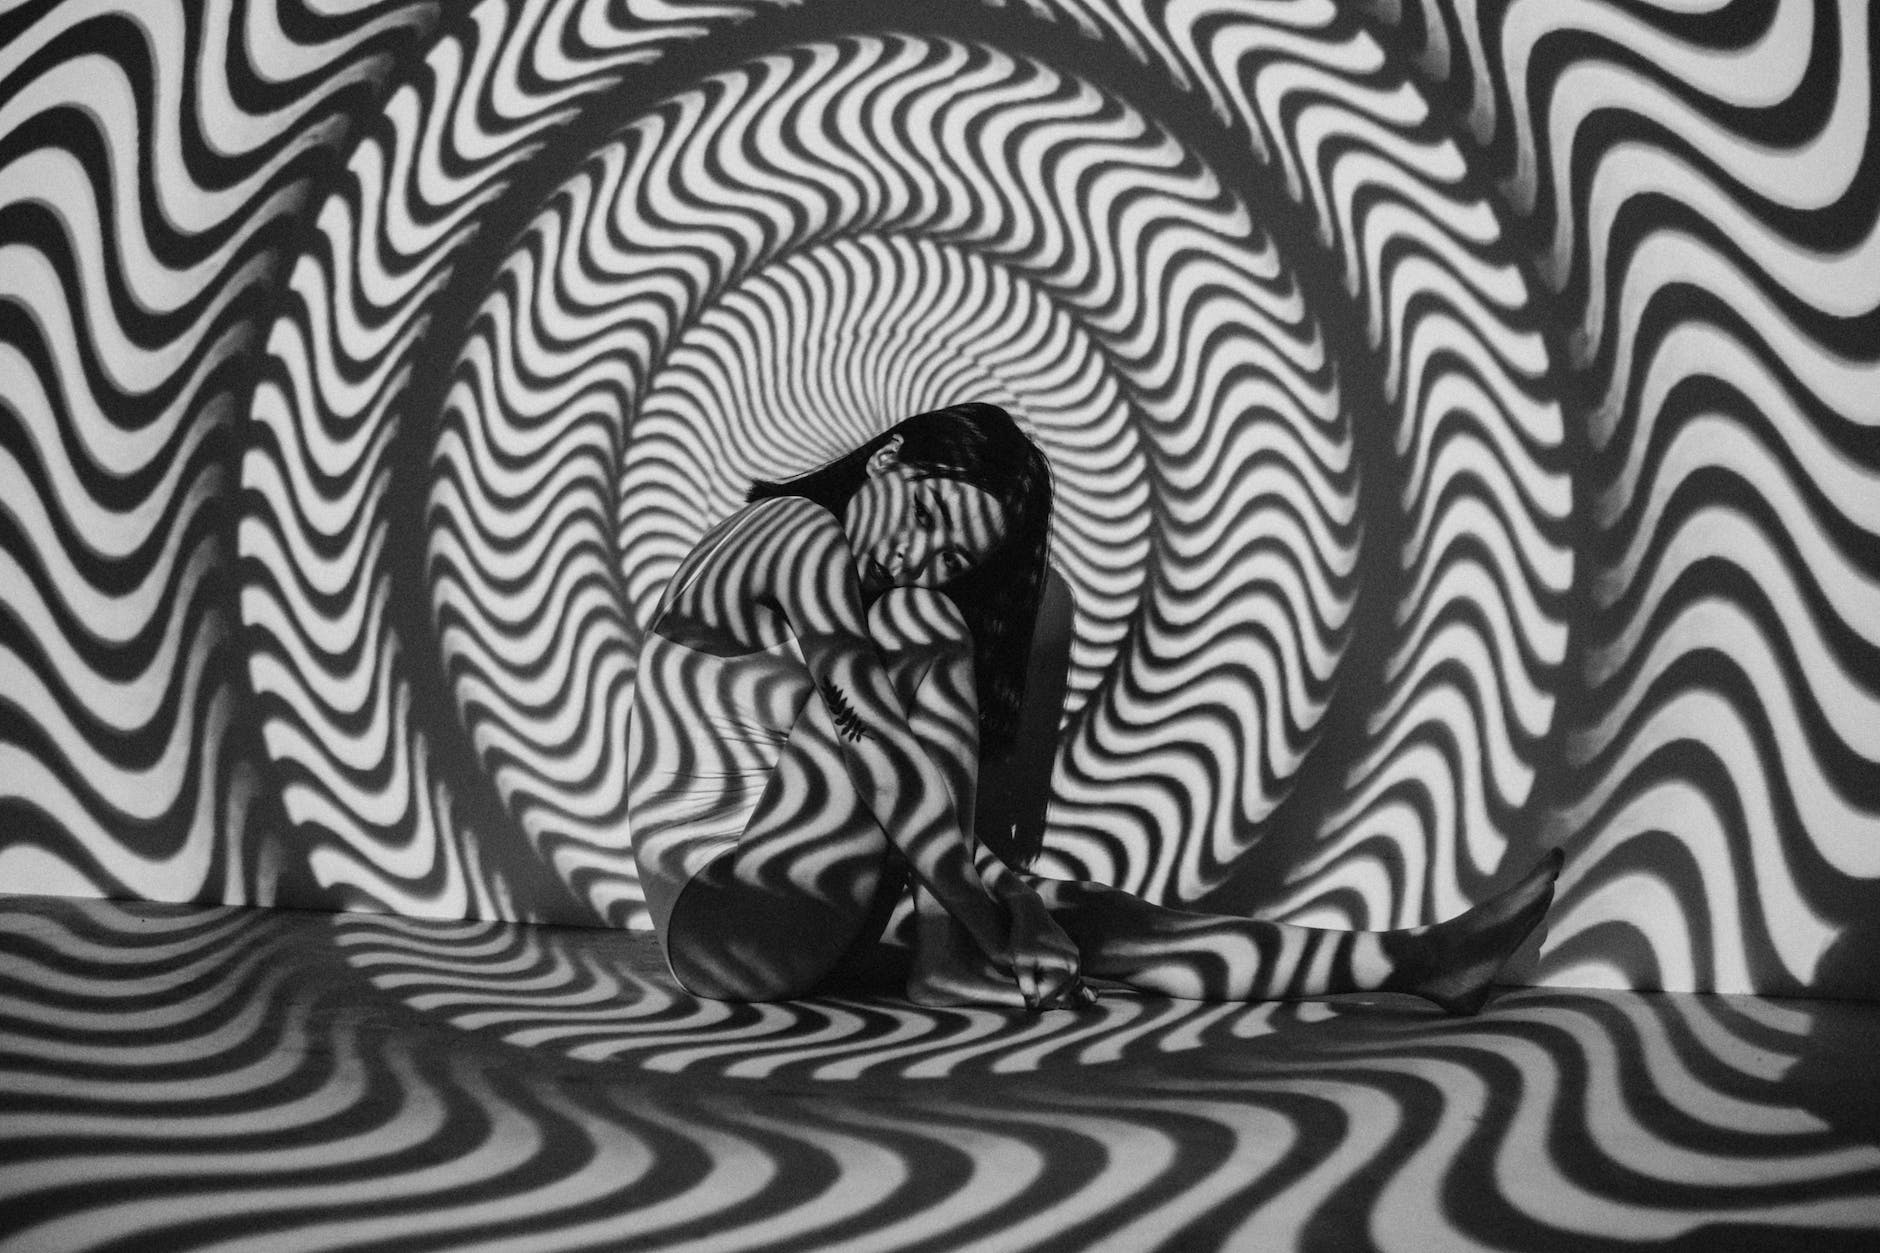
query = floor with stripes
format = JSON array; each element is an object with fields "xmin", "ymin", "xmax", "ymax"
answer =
[{"xmin": 3, "ymin": 894, "xmax": 1877, "ymax": 1252}]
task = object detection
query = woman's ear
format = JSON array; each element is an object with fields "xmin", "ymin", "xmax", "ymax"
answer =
[{"xmin": 864, "ymin": 435, "xmax": 904, "ymax": 479}]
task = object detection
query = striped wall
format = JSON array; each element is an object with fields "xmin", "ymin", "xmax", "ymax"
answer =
[{"xmin": 1, "ymin": 0, "xmax": 1875, "ymax": 998}]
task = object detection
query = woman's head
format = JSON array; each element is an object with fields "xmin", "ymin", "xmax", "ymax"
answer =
[
  {"xmin": 839, "ymin": 442, "xmax": 1012, "ymax": 596},
  {"xmin": 747, "ymin": 402, "xmax": 1053, "ymax": 756}
]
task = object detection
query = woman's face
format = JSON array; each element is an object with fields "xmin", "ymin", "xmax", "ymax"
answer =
[{"xmin": 842, "ymin": 440, "xmax": 1009, "ymax": 596}]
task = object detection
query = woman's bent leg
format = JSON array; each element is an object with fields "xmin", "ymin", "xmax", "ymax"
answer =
[
  {"xmin": 860, "ymin": 593, "xmax": 1046, "ymax": 1008},
  {"xmin": 662, "ymin": 694, "xmax": 894, "ymax": 1000},
  {"xmin": 664, "ymin": 588, "xmax": 980, "ymax": 1001},
  {"xmin": 1032, "ymin": 850, "xmax": 1562, "ymax": 1015}
]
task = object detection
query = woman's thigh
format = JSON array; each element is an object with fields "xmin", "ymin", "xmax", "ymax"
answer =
[
  {"xmin": 660, "ymin": 588, "xmax": 974, "ymax": 1001},
  {"xmin": 662, "ymin": 691, "xmax": 896, "ymax": 1000}
]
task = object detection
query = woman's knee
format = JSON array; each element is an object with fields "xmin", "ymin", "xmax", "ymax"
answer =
[{"xmin": 867, "ymin": 587, "xmax": 970, "ymax": 654}]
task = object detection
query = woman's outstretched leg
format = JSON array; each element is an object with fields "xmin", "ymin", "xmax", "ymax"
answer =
[
  {"xmin": 1031, "ymin": 850, "xmax": 1562, "ymax": 1015},
  {"xmin": 870, "ymin": 580, "xmax": 1562, "ymax": 1014}
]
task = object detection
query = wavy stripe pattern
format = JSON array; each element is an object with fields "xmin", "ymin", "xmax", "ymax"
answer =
[
  {"xmin": 430, "ymin": 33, "xmax": 1351, "ymax": 924},
  {"xmin": 0, "ymin": 0, "xmax": 1874, "ymax": 1009},
  {"xmin": 5, "ymin": 0, "xmax": 1878, "ymax": 1245},
  {"xmin": 233, "ymin": 0, "xmax": 780, "ymax": 919},
  {"xmin": 1501, "ymin": 0, "xmax": 1878, "ymax": 994},
  {"xmin": 0, "ymin": 0, "xmax": 432, "ymax": 904},
  {"xmin": 1298, "ymin": 0, "xmax": 1880, "ymax": 998},
  {"xmin": 5, "ymin": 896, "xmax": 1878, "ymax": 1249},
  {"xmin": 1064, "ymin": 0, "xmax": 1576, "ymax": 924}
]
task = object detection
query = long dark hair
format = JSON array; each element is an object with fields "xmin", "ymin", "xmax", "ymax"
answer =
[{"xmin": 747, "ymin": 402, "xmax": 1053, "ymax": 759}]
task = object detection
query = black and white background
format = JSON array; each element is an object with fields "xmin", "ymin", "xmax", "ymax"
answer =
[{"xmin": 3, "ymin": 2, "xmax": 1878, "ymax": 1244}]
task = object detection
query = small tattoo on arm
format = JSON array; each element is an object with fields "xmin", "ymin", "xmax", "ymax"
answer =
[{"xmin": 822, "ymin": 681, "xmax": 870, "ymax": 742}]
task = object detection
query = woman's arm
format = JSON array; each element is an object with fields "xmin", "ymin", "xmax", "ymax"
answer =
[{"xmin": 743, "ymin": 498, "xmax": 1015, "ymax": 963}]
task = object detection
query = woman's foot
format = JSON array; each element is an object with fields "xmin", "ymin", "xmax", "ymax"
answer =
[
  {"xmin": 1398, "ymin": 849, "xmax": 1563, "ymax": 1015},
  {"xmin": 905, "ymin": 891, "xmax": 1030, "ymax": 1009}
]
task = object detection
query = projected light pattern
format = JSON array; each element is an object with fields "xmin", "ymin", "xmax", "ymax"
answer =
[
  {"xmin": 4, "ymin": 897, "xmax": 1878, "ymax": 1250},
  {"xmin": 0, "ymin": 0, "xmax": 1876, "ymax": 1005},
  {"xmin": 0, "ymin": 0, "xmax": 435, "ymax": 907},
  {"xmin": 1536, "ymin": 0, "xmax": 1880, "ymax": 994},
  {"xmin": 437, "ymin": 35, "xmax": 1353, "ymax": 927}
]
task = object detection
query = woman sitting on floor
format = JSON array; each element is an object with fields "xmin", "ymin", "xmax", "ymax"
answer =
[{"xmin": 626, "ymin": 401, "xmax": 1559, "ymax": 1012}]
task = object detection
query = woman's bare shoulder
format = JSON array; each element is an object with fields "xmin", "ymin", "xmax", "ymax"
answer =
[
  {"xmin": 741, "ymin": 494, "xmax": 837, "ymax": 532},
  {"xmin": 683, "ymin": 497, "xmax": 836, "ymax": 560},
  {"xmin": 651, "ymin": 498, "xmax": 849, "ymax": 633},
  {"xmin": 724, "ymin": 496, "xmax": 850, "ymax": 563}
]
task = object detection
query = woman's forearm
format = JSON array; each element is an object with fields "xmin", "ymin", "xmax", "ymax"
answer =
[{"xmin": 909, "ymin": 832, "xmax": 1010, "ymax": 955}]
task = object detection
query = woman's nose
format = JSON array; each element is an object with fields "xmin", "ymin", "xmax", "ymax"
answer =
[{"xmin": 897, "ymin": 532, "xmax": 934, "ymax": 578}]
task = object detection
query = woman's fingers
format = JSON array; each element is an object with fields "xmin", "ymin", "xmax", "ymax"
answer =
[
  {"xmin": 1032, "ymin": 974, "xmax": 1094, "ymax": 1011},
  {"xmin": 1012, "ymin": 950, "xmax": 1046, "ymax": 1010},
  {"xmin": 1013, "ymin": 951, "xmax": 1094, "ymax": 1012},
  {"xmin": 1002, "ymin": 889, "xmax": 1096, "ymax": 1011},
  {"xmin": 1017, "ymin": 955, "xmax": 1049, "ymax": 1011}
]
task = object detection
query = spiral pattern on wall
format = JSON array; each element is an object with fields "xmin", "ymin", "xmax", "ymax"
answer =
[
  {"xmin": 231, "ymin": 0, "xmax": 1575, "ymax": 943},
  {"xmin": 434, "ymin": 34, "xmax": 1356, "ymax": 926},
  {"xmin": 2, "ymin": 0, "xmax": 1877, "ymax": 988},
  {"xmin": 6, "ymin": 4, "xmax": 1877, "ymax": 1240}
]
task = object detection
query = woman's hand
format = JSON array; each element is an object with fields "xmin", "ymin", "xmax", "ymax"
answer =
[{"xmin": 1003, "ymin": 885, "xmax": 1098, "ymax": 1011}]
